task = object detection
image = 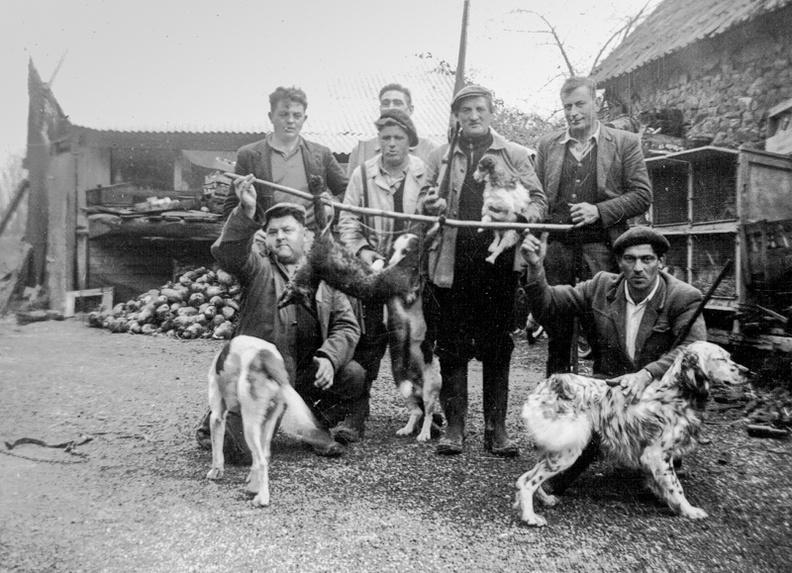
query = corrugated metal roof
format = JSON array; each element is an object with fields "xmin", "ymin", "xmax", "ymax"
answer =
[
  {"xmin": 594, "ymin": 0, "xmax": 792, "ymax": 81},
  {"xmin": 68, "ymin": 57, "xmax": 454, "ymax": 153}
]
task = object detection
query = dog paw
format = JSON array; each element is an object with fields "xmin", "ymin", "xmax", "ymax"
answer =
[
  {"xmin": 252, "ymin": 493, "xmax": 270, "ymax": 508},
  {"xmin": 415, "ymin": 430, "xmax": 431, "ymax": 442},
  {"xmin": 521, "ymin": 513, "xmax": 547, "ymax": 527},
  {"xmin": 206, "ymin": 468, "xmax": 224, "ymax": 480},
  {"xmin": 681, "ymin": 506, "xmax": 708, "ymax": 520},
  {"xmin": 540, "ymin": 494, "xmax": 559, "ymax": 507},
  {"xmin": 395, "ymin": 427, "xmax": 413, "ymax": 437}
]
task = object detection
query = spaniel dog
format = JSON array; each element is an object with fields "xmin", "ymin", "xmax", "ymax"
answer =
[
  {"xmin": 473, "ymin": 155, "xmax": 530, "ymax": 264},
  {"xmin": 514, "ymin": 341, "xmax": 750, "ymax": 526}
]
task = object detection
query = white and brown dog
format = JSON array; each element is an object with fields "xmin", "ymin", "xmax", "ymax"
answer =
[
  {"xmin": 473, "ymin": 155, "xmax": 530, "ymax": 264},
  {"xmin": 205, "ymin": 335, "xmax": 326, "ymax": 507},
  {"xmin": 514, "ymin": 341, "xmax": 750, "ymax": 526},
  {"xmin": 385, "ymin": 234, "xmax": 442, "ymax": 442}
]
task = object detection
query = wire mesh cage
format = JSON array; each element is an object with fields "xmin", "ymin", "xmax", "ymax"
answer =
[
  {"xmin": 650, "ymin": 165, "xmax": 687, "ymax": 225},
  {"xmin": 691, "ymin": 233, "xmax": 737, "ymax": 298},
  {"xmin": 691, "ymin": 159, "xmax": 737, "ymax": 223},
  {"xmin": 663, "ymin": 235, "xmax": 688, "ymax": 282}
]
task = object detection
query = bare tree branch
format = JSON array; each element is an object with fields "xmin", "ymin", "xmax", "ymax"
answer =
[
  {"xmin": 509, "ymin": 10, "xmax": 577, "ymax": 76},
  {"xmin": 589, "ymin": 1, "xmax": 651, "ymax": 75}
]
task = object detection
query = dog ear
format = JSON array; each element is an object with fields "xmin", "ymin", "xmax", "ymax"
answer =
[{"xmin": 678, "ymin": 348, "xmax": 709, "ymax": 401}]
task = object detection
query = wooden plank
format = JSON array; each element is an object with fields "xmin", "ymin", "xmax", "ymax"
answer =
[
  {"xmin": 0, "ymin": 179, "xmax": 30, "ymax": 238},
  {"xmin": 63, "ymin": 287, "xmax": 113, "ymax": 317},
  {"xmin": 88, "ymin": 215, "xmax": 223, "ymax": 240}
]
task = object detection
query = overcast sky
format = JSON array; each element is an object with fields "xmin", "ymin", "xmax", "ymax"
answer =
[{"xmin": 0, "ymin": 0, "xmax": 659, "ymax": 166}]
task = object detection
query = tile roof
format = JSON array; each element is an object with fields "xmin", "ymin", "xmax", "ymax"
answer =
[{"xmin": 593, "ymin": 0, "xmax": 792, "ymax": 81}]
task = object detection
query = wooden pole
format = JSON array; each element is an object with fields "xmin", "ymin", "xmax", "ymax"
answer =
[
  {"xmin": 223, "ymin": 172, "xmax": 572, "ymax": 233},
  {"xmin": 0, "ymin": 179, "xmax": 29, "ymax": 238},
  {"xmin": 454, "ymin": 0, "xmax": 471, "ymax": 96}
]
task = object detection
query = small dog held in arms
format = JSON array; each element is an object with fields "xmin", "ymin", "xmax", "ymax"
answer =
[
  {"xmin": 205, "ymin": 335, "xmax": 327, "ymax": 507},
  {"xmin": 514, "ymin": 341, "xmax": 750, "ymax": 526},
  {"xmin": 279, "ymin": 231, "xmax": 442, "ymax": 442},
  {"xmin": 473, "ymin": 155, "xmax": 530, "ymax": 264}
]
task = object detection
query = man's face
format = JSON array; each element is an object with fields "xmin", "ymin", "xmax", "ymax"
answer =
[
  {"xmin": 268, "ymin": 100, "xmax": 307, "ymax": 141},
  {"xmin": 619, "ymin": 244, "xmax": 663, "ymax": 297},
  {"xmin": 561, "ymin": 85, "xmax": 599, "ymax": 137},
  {"xmin": 379, "ymin": 90, "xmax": 413, "ymax": 115},
  {"xmin": 456, "ymin": 96, "xmax": 492, "ymax": 137},
  {"xmin": 265, "ymin": 215, "xmax": 305, "ymax": 264},
  {"xmin": 378, "ymin": 125, "xmax": 410, "ymax": 168}
]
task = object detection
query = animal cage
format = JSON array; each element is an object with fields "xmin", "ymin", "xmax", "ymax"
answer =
[{"xmin": 646, "ymin": 146, "xmax": 792, "ymax": 351}]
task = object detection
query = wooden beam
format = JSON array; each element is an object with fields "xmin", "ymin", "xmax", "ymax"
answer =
[{"xmin": 0, "ymin": 179, "xmax": 29, "ymax": 238}]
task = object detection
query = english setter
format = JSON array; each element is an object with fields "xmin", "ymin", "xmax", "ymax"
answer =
[{"xmin": 514, "ymin": 341, "xmax": 750, "ymax": 526}]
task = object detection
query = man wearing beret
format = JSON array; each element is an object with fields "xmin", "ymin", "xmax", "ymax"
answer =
[
  {"xmin": 536, "ymin": 76, "xmax": 652, "ymax": 376},
  {"xmin": 338, "ymin": 109, "xmax": 431, "ymax": 440},
  {"xmin": 420, "ymin": 85, "xmax": 547, "ymax": 457},
  {"xmin": 197, "ymin": 193, "xmax": 367, "ymax": 459},
  {"xmin": 346, "ymin": 83, "xmax": 437, "ymax": 177},
  {"xmin": 520, "ymin": 225, "xmax": 706, "ymax": 491}
]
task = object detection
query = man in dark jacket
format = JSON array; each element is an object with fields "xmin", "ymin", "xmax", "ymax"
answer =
[
  {"xmin": 198, "ymin": 183, "xmax": 366, "ymax": 458},
  {"xmin": 420, "ymin": 85, "xmax": 547, "ymax": 457},
  {"xmin": 520, "ymin": 225, "xmax": 706, "ymax": 491},
  {"xmin": 223, "ymin": 86, "xmax": 348, "ymax": 231},
  {"xmin": 535, "ymin": 76, "xmax": 652, "ymax": 375}
]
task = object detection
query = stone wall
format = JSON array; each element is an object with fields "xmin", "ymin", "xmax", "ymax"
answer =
[{"xmin": 602, "ymin": 6, "xmax": 792, "ymax": 149}]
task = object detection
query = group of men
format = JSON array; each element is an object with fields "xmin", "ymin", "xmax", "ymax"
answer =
[{"xmin": 197, "ymin": 76, "xmax": 706, "ymax": 471}]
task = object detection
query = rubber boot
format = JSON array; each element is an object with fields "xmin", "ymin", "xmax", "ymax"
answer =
[
  {"xmin": 435, "ymin": 362, "xmax": 468, "ymax": 456},
  {"xmin": 482, "ymin": 360, "xmax": 519, "ymax": 457},
  {"xmin": 332, "ymin": 394, "xmax": 369, "ymax": 444}
]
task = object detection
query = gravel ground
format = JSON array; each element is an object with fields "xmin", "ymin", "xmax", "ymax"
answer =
[{"xmin": 1, "ymin": 318, "xmax": 790, "ymax": 573}]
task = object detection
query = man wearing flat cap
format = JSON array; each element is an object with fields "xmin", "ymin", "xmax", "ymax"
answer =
[
  {"xmin": 419, "ymin": 84, "xmax": 547, "ymax": 457},
  {"xmin": 519, "ymin": 225, "xmax": 706, "ymax": 491},
  {"xmin": 346, "ymin": 83, "xmax": 438, "ymax": 177},
  {"xmin": 197, "ymin": 185, "xmax": 367, "ymax": 459},
  {"xmin": 337, "ymin": 108, "xmax": 431, "ymax": 440}
]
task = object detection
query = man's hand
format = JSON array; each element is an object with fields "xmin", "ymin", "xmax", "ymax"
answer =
[
  {"xmin": 606, "ymin": 369, "xmax": 653, "ymax": 403},
  {"xmin": 520, "ymin": 231, "xmax": 548, "ymax": 266},
  {"xmin": 569, "ymin": 202, "xmax": 600, "ymax": 227},
  {"xmin": 313, "ymin": 356, "xmax": 334, "ymax": 390},
  {"xmin": 358, "ymin": 248, "xmax": 385, "ymax": 269},
  {"xmin": 234, "ymin": 174, "xmax": 257, "ymax": 220},
  {"xmin": 422, "ymin": 187, "xmax": 447, "ymax": 216}
]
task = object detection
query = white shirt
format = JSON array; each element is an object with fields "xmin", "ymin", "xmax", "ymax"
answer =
[
  {"xmin": 562, "ymin": 121, "xmax": 601, "ymax": 162},
  {"xmin": 624, "ymin": 277, "xmax": 661, "ymax": 361}
]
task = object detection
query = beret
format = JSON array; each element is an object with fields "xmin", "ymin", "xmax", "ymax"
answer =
[
  {"xmin": 612, "ymin": 226, "xmax": 670, "ymax": 256},
  {"xmin": 375, "ymin": 108, "xmax": 419, "ymax": 147},
  {"xmin": 263, "ymin": 202, "xmax": 307, "ymax": 227},
  {"xmin": 451, "ymin": 84, "xmax": 493, "ymax": 113}
]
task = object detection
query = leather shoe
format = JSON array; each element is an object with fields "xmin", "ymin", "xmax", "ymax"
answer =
[{"xmin": 435, "ymin": 435, "xmax": 464, "ymax": 455}]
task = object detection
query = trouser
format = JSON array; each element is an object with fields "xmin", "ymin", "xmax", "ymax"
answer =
[
  {"xmin": 424, "ymin": 243, "xmax": 518, "ymax": 435},
  {"xmin": 351, "ymin": 299, "xmax": 388, "ymax": 417},
  {"xmin": 294, "ymin": 359, "xmax": 368, "ymax": 429},
  {"xmin": 543, "ymin": 240, "xmax": 617, "ymax": 375}
]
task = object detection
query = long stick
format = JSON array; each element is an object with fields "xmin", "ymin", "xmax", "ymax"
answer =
[
  {"xmin": 0, "ymin": 179, "xmax": 30, "ymax": 238},
  {"xmin": 223, "ymin": 172, "xmax": 572, "ymax": 233},
  {"xmin": 672, "ymin": 258, "xmax": 734, "ymax": 347}
]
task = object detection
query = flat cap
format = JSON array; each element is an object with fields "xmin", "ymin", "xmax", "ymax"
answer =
[
  {"xmin": 451, "ymin": 84, "xmax": 493, "ymax": 113},
  {"xmin": 263, "ymin": 202, "xmax": 307, "ymax": 227},
  {"xmin": 612, "ymin": 226, "xmax": 670, "ymax": 256},
  {"xmin": 375, "ymin": 108, "xmax": 419, "ymax": 147}
]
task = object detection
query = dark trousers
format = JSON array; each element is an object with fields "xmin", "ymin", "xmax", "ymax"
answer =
[
  {"xmin": 294, "ymin": 359, "xmax": 367, "ymax": 429},
  {"xmin": 543, "ymin": 240, "xmax": 616, "ymax": 375}
]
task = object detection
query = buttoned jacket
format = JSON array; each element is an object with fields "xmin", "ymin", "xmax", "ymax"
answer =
[
  {"xmin": 524, "ymin": 266, "xmax": 706, "ymax": 379},
  {"xmin": 223, "ymin": 135, "xmax": 348, "ymax": 223},
  {"xmin": 535, "ymin": 124, "xmax": 652, "ymax": 239},
  {"xmin": 339, "ymin": 154, "xmax": 429, "ymax": 258},
  {"xmin": 422, "ymin": 129, "xmax": 547, "ymax": 287},
  {"xmin": 212, "ymin": 207, "xmax": 360, "ymax": 381}
]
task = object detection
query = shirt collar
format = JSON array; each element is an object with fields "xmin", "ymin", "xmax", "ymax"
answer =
[
  {"xmin": 624, "ymin": 275, "xmax": 660, "ymax": 307},
  {"xmin": 562, "ymin": 120, "xmax": 601, "ymax": 146},
  {"xmin": 267, "ymin": 133, "xmax": 303, "ymax": 155}
]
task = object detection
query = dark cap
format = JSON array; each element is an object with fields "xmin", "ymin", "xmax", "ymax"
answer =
[
  {"xmin": 612, "ymin": 226, "xmax": 670, "ymax": 256},
  {"xmin": 375, "ymin": 108, "xmax": 419, "ymax": 147},
  {"xmin": 451, "ymin": 84, "xmax": 493, "ymax": 113},
  {"xmin": 263, "ymin": 202, "xmax": 307, "ymax": 227}
]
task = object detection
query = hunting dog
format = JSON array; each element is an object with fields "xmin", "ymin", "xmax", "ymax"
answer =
[
  {"xmin": 473, "ymin": 155, "xmax": 530, "ymax": 264},
  {"xmin": 279, "ymin": 232, "xmax": 442, "ymax": 441},
  {"xmin": 205, "ymin": 335, "xmax": 326, "ymax": 507},
  {"xmin": 514, "ymin": 341, "xmax": 750, "ymax": 526}
]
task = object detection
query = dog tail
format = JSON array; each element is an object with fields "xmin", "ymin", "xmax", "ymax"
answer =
[{"xmin": 279, "ymin": 384, "xmax": 325, "ymax": 443}]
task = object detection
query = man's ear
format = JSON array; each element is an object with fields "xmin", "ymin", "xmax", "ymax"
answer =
[
  {"xmin": 658, "ymin": 254, "xmax": 666, "ymax": 270},
  {"xmin": 267, "ymin": 110, "xmax": 273, "ymax": 123}
]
